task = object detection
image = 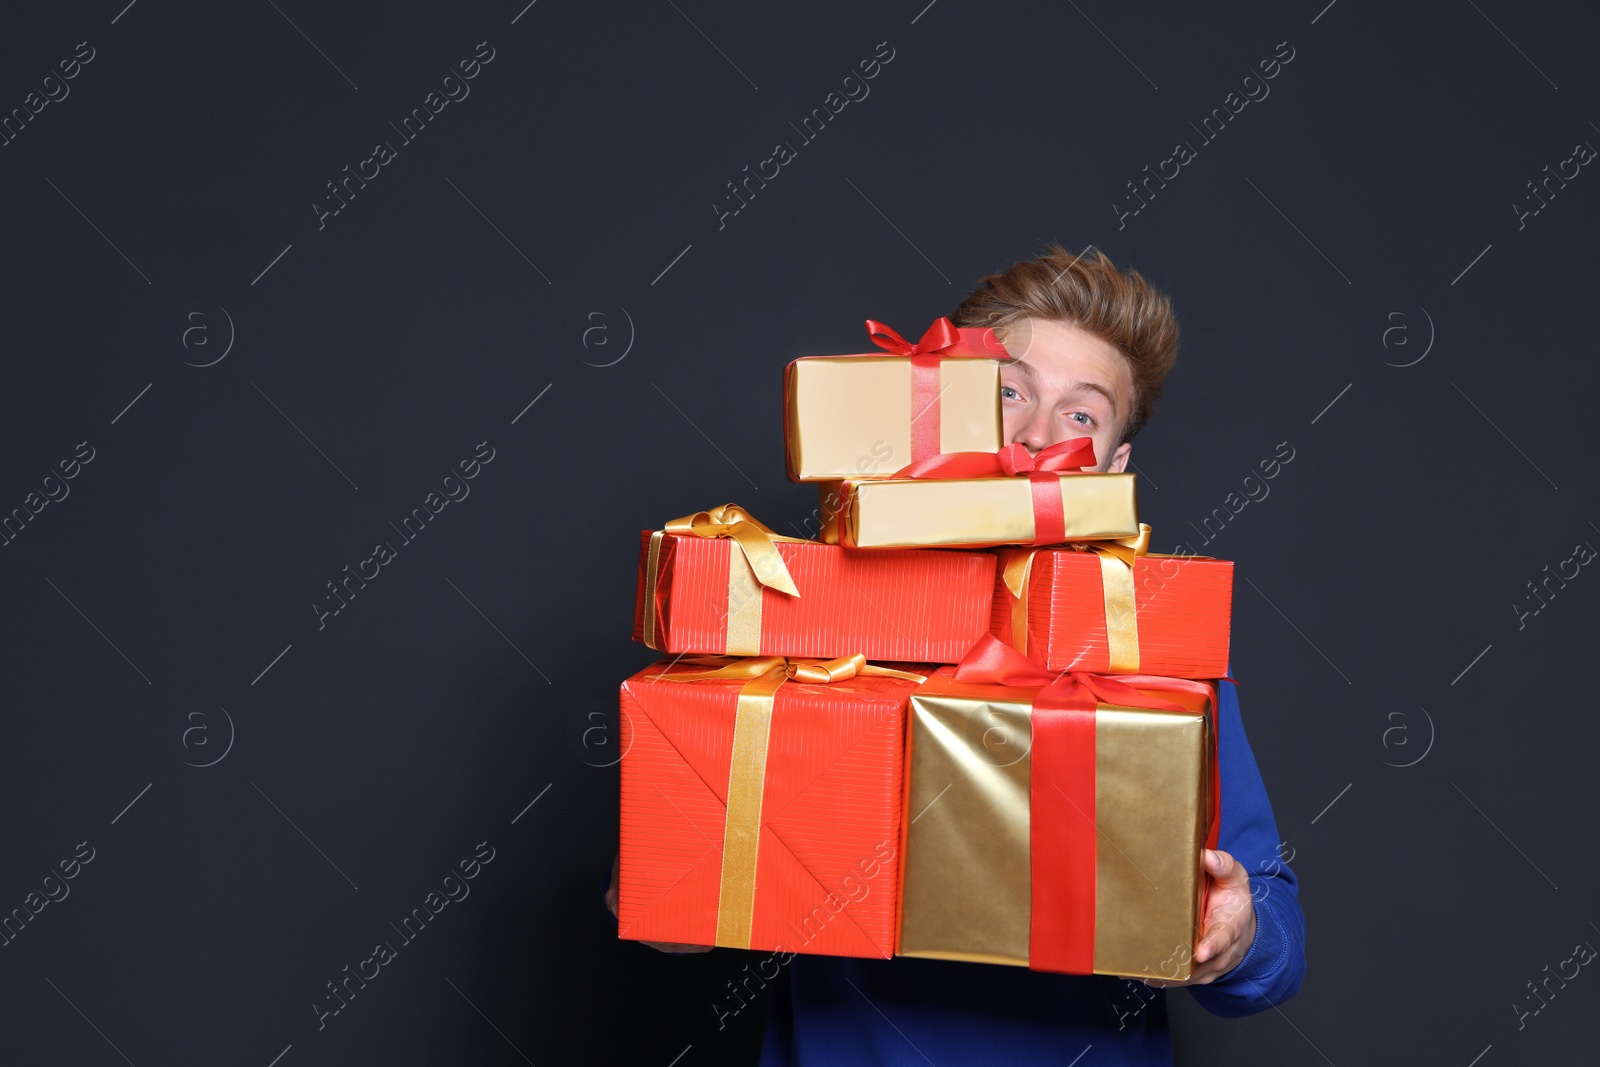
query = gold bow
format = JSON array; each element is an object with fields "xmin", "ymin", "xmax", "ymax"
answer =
[
  {"xmin": 642, "ymin": 505, "xmax": 807, "ymax": 654},
  {"xmin": 999, "ymin": 523, "xmax": 1152, "ymax": 673},
  {"xmin": 665, "ymin": 652, "xmax": 927, "ymax": 686},
  {"xmin": 655, "ymin": 654, "xmax": 926, "ymax": 948},
  {"xmin": 664, "ymin": 505, "xmax": 803, "ymax": 596}
]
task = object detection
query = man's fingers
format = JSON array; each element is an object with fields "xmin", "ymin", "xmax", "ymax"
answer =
[
  {"xmin": 1152, "ymin": 938, "xmax": 1230, "ymax": 985},
  {"xmin": 1170, "ymin": 960, "xmax": 1222, "ymax": 987},
  {"xmin": 1145, "ymin": 867, "xmax": 1257, "ymax": 983},
  {"xmin": 1205, "ymin": 848, "xmax": 1242, "ymax": 882},
  {"xmin": 1195, "ymin": 922, "xmax": 1231, "ymax": 965},
  {"xmin": 605, "ymin": 852, "xmax": 621, "ymax": 918},
  {"xmin": 643, "ymin": 940, "xmax": 714, "ymax": 954}
]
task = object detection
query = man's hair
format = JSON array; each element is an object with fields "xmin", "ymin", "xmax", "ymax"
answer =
[{"xmin": 949, "ymin": 244, "xmax": 1179, "ymax": 443}]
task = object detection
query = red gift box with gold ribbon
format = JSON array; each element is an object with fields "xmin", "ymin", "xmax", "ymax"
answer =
[
  {"xmin": 618, "ymin": 655, "xmax": 925, "ymax": 957},
  {"xmin": 634, "ymin": 505, "xmax": 996, "ymax": 663},
  {"xmin": 896, "ymin": 638, "xmax": 1219, "ymax": 980},
  {"xmin": 991, "ymin": 524, "xmax": 1234, "ymax": 678}
]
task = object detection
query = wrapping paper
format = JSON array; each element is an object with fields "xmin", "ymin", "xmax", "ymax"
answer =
[
  {"xmin": 635, "ymin": 527, "xmax": 996, "ymax": 662},
  {"xmin": 784, "ymin": 319, "xmax": 1006, "ymax": 482},
  {"xmin": 993, "ymin": 546, "xmax": 1234, "ymax": 677},
  {"xmin": 897, "ymin": 661, "xmax": 1216, "ymax": 979},
  {"xmin": 819, "ymin": 472, "xmax": 1139, "ymax": 549},
  {"xmin": 618, "ymin": 657, "xmax": 922, "ymax": 957}
]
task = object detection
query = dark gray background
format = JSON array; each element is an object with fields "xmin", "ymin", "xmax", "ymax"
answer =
[{"xmin": 2, "ymin": 1, "xmax": 1596, "ymax": 1064}]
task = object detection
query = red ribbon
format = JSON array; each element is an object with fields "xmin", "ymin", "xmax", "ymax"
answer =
[
  {"xmin": 954, "ymin": 635, "xmax": 1220, "ymax": 975},
  {"xmin": 892, "ymin": 438, "xmax": 1098, "ymax": 480},
  {"xmin": 863, "ymin": 318, "xmax": 1007, "ymax": 463},
  {"xmin": 864, "ymin": 317, "xmax": 1005, "ymax": 359},
  {"xmin": 889, "ymin": 438, "xmax": 1098, "ymax": 548}
]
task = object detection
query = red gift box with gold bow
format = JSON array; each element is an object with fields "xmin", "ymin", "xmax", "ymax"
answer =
[
  {"xmin": 634, "ymin": 505, "xmax": 996, "ymax": 663},
  {"xmin": 618, "ymin": 654, "xmax": 927, "ymax": 957}
]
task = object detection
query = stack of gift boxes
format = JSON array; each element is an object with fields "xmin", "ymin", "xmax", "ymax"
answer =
[{"xmin": 617, "ymin": 319, "xmax": 1235, "ymax": 981}]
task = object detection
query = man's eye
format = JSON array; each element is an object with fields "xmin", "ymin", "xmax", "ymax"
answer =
[
  {"xmin": 1067, "ymin": 412, "xmax": 1094, "ymax": 427},
  {"xmin": 1000, "ymin": 386, "xmax": 1021, "ymax": 400}
]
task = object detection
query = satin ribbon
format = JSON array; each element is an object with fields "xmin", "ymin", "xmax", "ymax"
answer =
[
  {"xmin": 891, "ymin": 437, "xmax": 1098, "ymax": 480},
  {"xmin": 998, "ymin": 523, "xmax": 1152, "ymax": 671},
  {"xmin": 864, "ymin": 316, "xmax": 1004, "ymax": 359},
  {"xmin": 657, "ymin": 655, "xmax": 927, "ymax": 949},
  {"xmin": 953, "ymin": 635, "xmax": 1218, "ymax": 974},
  {"xmin": 641, "ymin": 505, "xmax": 806, "ymax": 655},
  {"xmin": 863, "ymin": 317, "xmax": 1007, "ymax": 464},
  {"xmin": 888, "ymin": 438, "xmax": 1099, "ymax": 548}
]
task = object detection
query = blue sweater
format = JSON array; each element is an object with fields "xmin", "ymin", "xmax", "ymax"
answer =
[{"xmin": 759, "ymin": 677, "xmax": 1306, "ymax": 1066}]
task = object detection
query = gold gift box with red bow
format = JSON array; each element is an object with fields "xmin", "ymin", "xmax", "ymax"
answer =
[{"xmin": 784, "ymin": 319, "xmax": 1007, "ymax": 482}]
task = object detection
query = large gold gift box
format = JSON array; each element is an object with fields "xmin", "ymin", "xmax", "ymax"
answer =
[
  {"xmin": 896, "ymin": 668, "xmax": 1217, "ymax": 980},
  {"xmin": 819, "ymin": 472, "xmax": 1140, "ymax": 549}
]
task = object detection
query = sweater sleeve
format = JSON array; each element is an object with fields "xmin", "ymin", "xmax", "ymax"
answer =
[{"xmin": 1186, "ymin": 675, "xmax": 1307, "ymax": 1018}]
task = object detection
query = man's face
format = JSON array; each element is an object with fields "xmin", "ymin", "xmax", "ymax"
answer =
[{"xmin": 996, "ymin": 316, "xmax": 1135, "ymax": 473}]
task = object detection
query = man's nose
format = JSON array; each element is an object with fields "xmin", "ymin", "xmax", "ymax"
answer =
[{"xmin": 1008, "ymin": 407, "xmax": 1052, "ymax": 455}]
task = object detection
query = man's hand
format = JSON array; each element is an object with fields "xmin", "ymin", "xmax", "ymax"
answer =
[
  {"xmin": 1144, "ymin": 848, "xmax": 1256, "ymax": 988},
  {"xmin": 605, "ymin": 851, "xmax": 714, "ymax": 955}
]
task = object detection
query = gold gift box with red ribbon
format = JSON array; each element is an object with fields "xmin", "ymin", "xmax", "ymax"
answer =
[
  {"xmin": 818, "ymin": 439, "xmax": 1139, "ymax": 550},
  {"xmin": 619, "ymin": 655, "xmax": 926, "ymax": 957},
  {"xmin": 635, "ymin": 505, "xmax": 996, "ymax": 663},
  {"xmin": 992, "ymin": 525, "xmax": 1234, "ymax": 678},
  {"xmin": 784, "ymin": 318, "xmax": 1007, "ymax": 482},
  {"xmin": 896, "ymin": 640, "xmax": 1218, "ymax": 980}
]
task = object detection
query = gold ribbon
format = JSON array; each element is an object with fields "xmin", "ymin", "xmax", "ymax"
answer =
[
  {"xmin": 999, "ymin": 523, "xmax": 1152, "ymax": 673},
  {"xmin": 641, "ymin": 505, "xmax": 807, "ymax": 655},
  {"xmin": 656, "ymin": 654, "xmax": 927, "ymax": 948}
]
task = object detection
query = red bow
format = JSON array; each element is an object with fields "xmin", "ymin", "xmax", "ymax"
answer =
[
  {"xmin": 864, "ymin": 317, "xmax": 1007, "ymax": 359},
  {"xmin": 953, "ymin": 634, "xmax": 1199, "ymax": 710},
  {"xmin": 887, "ymin": 439, "xmax": 1099, "ymax": 547},
  {"xmin": 891, "ymin": 437, "xmax": 1098, "ymax": 480}
]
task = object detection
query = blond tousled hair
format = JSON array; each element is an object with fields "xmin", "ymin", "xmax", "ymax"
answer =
[{"xmin": 950, "ymin": 245, "xmax": 1180, "ymax": 442}]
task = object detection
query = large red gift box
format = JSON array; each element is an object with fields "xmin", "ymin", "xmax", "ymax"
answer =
[{"xmin": 618, "ymin": 656, "xmax": 920, "ymax": 957}]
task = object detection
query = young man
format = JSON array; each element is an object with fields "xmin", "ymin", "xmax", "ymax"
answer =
[{"xmin": 610, "ymin": 246, "xmax": 1307, "ymax": 1063}]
